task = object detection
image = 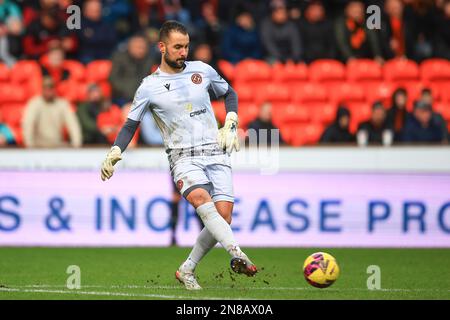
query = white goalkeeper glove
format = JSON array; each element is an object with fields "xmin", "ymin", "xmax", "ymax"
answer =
[
  {"xmin": 101, "ymin": 146, "xmax": 122, "ymax": 181},
  {"xmin": 218, "ymin": 111, "xmax": 240, "ymax": 155}
]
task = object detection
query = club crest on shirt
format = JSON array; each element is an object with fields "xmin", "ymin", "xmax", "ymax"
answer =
[{"xmin": 191, "ymin": 73, "xmax": 202, "ymax": 84}]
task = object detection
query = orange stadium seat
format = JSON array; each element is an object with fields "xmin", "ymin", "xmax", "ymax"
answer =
[
  {"xmin": 434, "ymin": 102, "xmax": 450, "ymax": 121},
  {"xmin": 2, "ymin": 104, "xmax": 25, "ymax": 128},
  {"xmin": 383, "ymin": 58, "xmax": 419, "ymax": 82},
  {"xmin": 420, "ymin": 59, "xmax": 450, "ymax": 83},
  {"xmin": 347, "ymin": 59, "xmax": 383, "ymax": 82},
  {"xmin": 233, "ymin": 59, "xmax": 271, "ymax": 83},
  {"xmin": 217, "ymin": 60, "xmax": 234, "ymax": 82},
  {"xmin": 86, "ymin": 60, "xmax": 112, "ymax": 83},
  {"xmin": 272, "ymin": 62, "xmax": 308, "ymax": 83},
  {"xmin": 0, "ymin": 63, "xmax": 10, "ymax": 82},
  {"xmin": 289, "ymin": 123, "xmax": 324, "ymax": 146},
  {"xmin": 309, "ymin": 59, "xmax": 346, "ymax": 82},
  {"xmin": 293, "ymin": 83, "xmax": 328, "ymax": 103}
]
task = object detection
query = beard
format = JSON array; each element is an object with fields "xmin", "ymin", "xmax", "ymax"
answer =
[{"xmin": 164, "ymin": 53, "xmax": 186, "ymax": 69}]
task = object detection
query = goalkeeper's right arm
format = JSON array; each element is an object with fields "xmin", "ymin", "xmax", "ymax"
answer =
[{"xmin": 100, "ymin": 118, "xmax": 140, "ymax": 181}]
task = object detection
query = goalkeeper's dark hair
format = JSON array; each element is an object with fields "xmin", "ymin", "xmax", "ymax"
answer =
[{"xmin": 159, "ymin": 20, "xmax": 188, "ymax": 42}]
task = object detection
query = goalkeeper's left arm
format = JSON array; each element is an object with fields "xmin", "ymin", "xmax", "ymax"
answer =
[
  {"xmin": 100, "ymin": 119, "xmax": 140, "ymax": 181},
  {"xmin": 217, "ymin": 85, "xmax": 240, "ymax": 155}
]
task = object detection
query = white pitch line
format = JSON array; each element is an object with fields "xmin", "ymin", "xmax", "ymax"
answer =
[
  {"xmin": 6, "ymin": 284, "xmax": 450, "ymax": 293},
  {"xmin": 0, "ymin": 287, "xmax": 256, "ymax": 300}
]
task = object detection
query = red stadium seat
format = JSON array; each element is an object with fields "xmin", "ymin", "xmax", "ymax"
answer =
[
  {"xmin": 56, "ymin": 80, "xmax": 81, "ymax": 103},
  {"xmin": 420, "ymin": 59, "xmax": 450, "ymax": 82},
  {"xmin": 238, "ymin": 102, "xmax": 260, "ymax": 129},
  {"xmin": 383, "ymin": 58, "xmax": 419, "ymax": 82},
  {"xmin": 86, "ymin": 60, "xmax": 112, "ymax": 83},
  {"xmin": 365, "ymin": 82, "xmax": 396, "ymax": 107},
  {"xmin": 211, "ymin": 100, "xmax": 226, "ymax": 125},
  {"xmin": 0, "ymin": 63, "xmax": 10, "ymax": 82},
  {"xmin": 261, "ymin": 83, "xmax": 291, "ymax": 103},
  {"xmin": 329, "ymin": 82, "xmax": 366, "ymax": 105},
  {"xmin": 347, "ymin": 59, "xmax": 382, "ymax": 82},
  {"xmin": 292, "ymin": 83, "xmax": 328, "ymax": 103},
  {"xmin": 0, "ymin": 84, "xmax": 28, "ymax": 103},
  {"xmin": 233, "ymin": 59, "xmax": 271, "ymax": 83},
  {"xmin": 309, "ymin": 59, "xmax": 346, "ymax": 82},
  {"xmin": 309, "ymin": 103, "xmax": 337, "ymax": 125},
  {"xmin": 217, "ymin": 59, "xmax": 234, "ymax": 82},
  {"xmin": 276, "ymin": 103, "xmax": 310, "ymax": 125},
  {"xmin": 2, "ymin": 104, "xmax": 25, "ymax": 128},
  {"xmin": 63, "ymin": 60, "xmax": 86, "ymax": 81},
  {"xmin": 234, "ymin": 82, "xmax": 256, "ymax": 103},
  {"xmin": 349, "ymin": 102, "xmax": 371, "ymax": 133},
  {"xmin": 289, "ymin": 123, "xmax": 324, "ymax": 146},
  {"xmin": 10, "ymin": 60, "xmax": 42, "ymax": 97},
  {"xmin": 272, "ymin": 62, "xmax": 308, "ymax": 83},
  {"xmin": 434, "ymin": 102, "xmax": 450, "ymax": 122},
  {"xmin": 428, "ymin": 82, "xmax": 450, "ymax": 102}
]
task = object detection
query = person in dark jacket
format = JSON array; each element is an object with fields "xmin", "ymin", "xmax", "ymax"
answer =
[
  {"xmin": 260, "ymin": 0, "xmax": 302, "ymax": 63},
  {"xmin": 109, "ymin": 34, "xmax": 154, "ymax": 106},
  {"xmin": 419, "ymin": 88, "xmax": 448, "ymax": 143},
  {"xmin": 386, "ymin": 87, "xmax": 409, "ymax": 142},
  {"xmin": 320, "ymin": 106, "xmax": 355, "ymax": 143},
  {"xmin": 357, "ymin": 101, "xmax": 389, "ymax": 144},
  {"xmin": 402, "ymin": 101, "xmax": 445, "ymax": 143},
  {"xmin": 433, "ymin": 0, "xmax": 450, "ymax": 60},
  {"xmin": 334, "ymin": 0, "xmax": 383, "ymax": 62},
  {"xmin": 298, "ymin": 0, "xmax": 336, "ymax": 63},
  {"xmin": 77, "ymin": 0, "xmax": 118, "ymax": 64},
  {"xmin": 247, "ymin": 102, "xmax": 285, "ymax": 146},
  {"xmin": 221, "ymin": 9, "xmax": 262, "ymax": 63}
]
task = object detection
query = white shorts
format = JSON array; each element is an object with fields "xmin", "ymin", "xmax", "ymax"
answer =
[{"xmin": 170, "ymin": 153, "xmax": 234, "ymax": 203}]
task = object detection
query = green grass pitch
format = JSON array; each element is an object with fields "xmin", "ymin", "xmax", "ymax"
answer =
[{"xmin": 0, "ymin": 247, "xmax": 449, "ymax": 300}]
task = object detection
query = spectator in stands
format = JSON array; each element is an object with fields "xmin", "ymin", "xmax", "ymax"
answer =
[
  {"xmin": 40, "ymin": 46, "xmax": 70, "ymax": 85},
  {"xmin": 192, "ymin": 42, "xmax": 229, "ymax": 85},
  {"xmin": 402, "ymin": 101, "xmax": 445, "ymax": 143},
  {"xmin": 260, "ymin": 0, "xmax": 302, "ymax": 63},
  {"xmin": 100, "ymin": 0, "xmax": 139, "ymax": 41},
  {"xmin": 95, "ymin": 100, "xmax": 123, "ymax": 145},
  {"xmin": 135, "ymin": 0, "xmax": 166, "ymax": 29},
  {"xmin": 77, "ymin": 83, "xmax": 110, "ymax": 144},
  {"xmin": 23, "ymin": 8, "xmax": 77, "ymax": 59},
  {"xmin": 0, "ymin": 0, "xmax": 23, "ymax": 66},
  {"xmin": 194, "ymin": 1, "xmax": 223, "ymax": 58},
  {"xmin": 77, "ymin": 0, "xmax": 118, "ymax": 64},
  {"xmin": 386, "ymin": 88, "xmax": 409, "ymax": 142},
  {"xmin": 357, "ymin": 101, "xmax": 390, "ymax": 144},
  {"xmin": 109, "ymin": 34, "xmax": 154, "ymax": 106},
  {"xmin": 23, "ymin": 76, "xmax": 82, "ymax": 148},
  {"xmin": 419, "ymin": 88, "xmax": 449, "ymax": 142},
  {"xmin": 164, "ymin": 0, "xmax": 191, "ymax": 26},
  {"xmin": 433, "ymin": 0, "xmax": 450, "ymax": 60},
  {"xmin": 221, "ymin": 9, "xmax": 262, "ymax": 64},
  {"xmin": 247, "ymin": 102, "xmax": 285, "ymax": 146},
  {"xmin": 320, "ymin": 106, "xmax": 355, "ymax": 144},
  {"xmin": 0, "ymin": 109, "xmax": 15, "ymax": 146},
  {"xmin": 335, "ymin": 0, "xmax": 383, "ymax": 63},
  {"xmin": 299, "ymin": 0, "xmax": 336, "ymax": 63},
  {"xmin": 379, "ymin": 0, "xmax": 416, "ymax": 59}
]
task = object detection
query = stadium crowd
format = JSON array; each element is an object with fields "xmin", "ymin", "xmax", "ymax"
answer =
[{"xmin": 0, "ymin": 0, "xmax": 449, "ymax": 147}]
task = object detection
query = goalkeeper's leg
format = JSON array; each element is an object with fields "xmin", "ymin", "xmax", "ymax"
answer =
[{"xmin": 179, "ymin": 189, "xmax": 257, "ymax": 276}]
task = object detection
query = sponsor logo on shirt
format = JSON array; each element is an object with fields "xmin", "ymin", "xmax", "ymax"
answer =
[{"xmin": 190, "ymin": 108, "xmax": 207, "ymax": 117}]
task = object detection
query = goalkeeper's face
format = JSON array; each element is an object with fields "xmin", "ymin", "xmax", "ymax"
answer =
[{"xmin": 161, "ymin": 31, "xmax": 189, "ymax": 70}]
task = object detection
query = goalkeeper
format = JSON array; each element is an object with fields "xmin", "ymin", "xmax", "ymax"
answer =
[{"xmin": 100, "ymin": 20, "xmax": 257, "ymax": 290}]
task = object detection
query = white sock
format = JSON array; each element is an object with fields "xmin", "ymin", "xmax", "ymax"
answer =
[
  {"xmin": 181, "ymin": 228, "xmax": 217, "ymax": 272},
  {"xmin": 195, "ymin": 202, "xmax": 244, "ymax": 258}
]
